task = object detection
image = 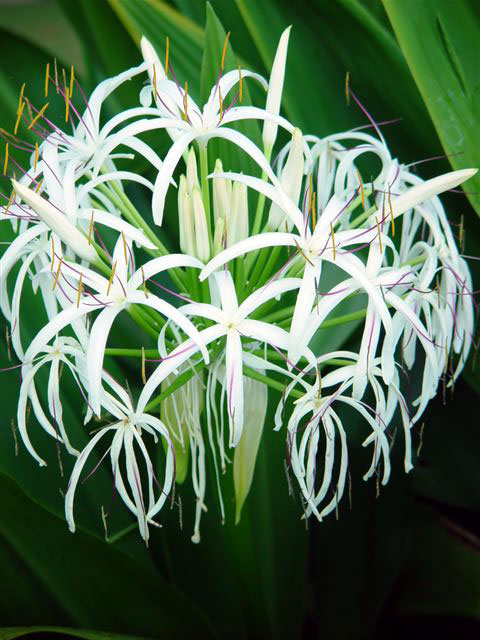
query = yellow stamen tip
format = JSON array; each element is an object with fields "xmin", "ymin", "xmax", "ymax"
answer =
[{"xmin": 221, "ymin": 31, "xmax": 231, "ymax": 70}]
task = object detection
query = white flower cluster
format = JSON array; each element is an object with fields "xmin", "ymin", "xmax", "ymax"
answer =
[{"xmin": 1, "ymin": 29, "xmax": 476, "ymax": 544}]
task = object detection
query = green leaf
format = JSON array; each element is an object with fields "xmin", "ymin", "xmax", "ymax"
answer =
[
  {"xmin": 383, "ymin": 0, "xmax": 480, "ymax": 215},
  {"xmin": 0, "ymin": 473, "xmax": 216, "ymax": 637},
  {"xmin": 0, "ymin": 627, "xmax": 148, "ymax": 640}
]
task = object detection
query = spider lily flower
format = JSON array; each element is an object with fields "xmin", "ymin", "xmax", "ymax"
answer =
[
  {"xmin": 65, "ymin": 374, "xmax": 175, "ymax": 544},
  {"xmin": 262, "ymin": 26, "xmax": 291, "ymax": 156},
  {"xmin": 12, "ymin": 180, "xmax": 99, "ymax": 264},
  {"xmin": 23, "ymin": 236, "xmax": 209, "ymax": 417},
  {"xmin": 16, "ymin": 337, "xmax": 88, "ymax": 466},
  {"xmin": 137, "ymin": 271, "xmax": 312, "ymax": 447},
  {"xmin": 202, "ymin": 167, "xmax": 476, "ymax": 371}
]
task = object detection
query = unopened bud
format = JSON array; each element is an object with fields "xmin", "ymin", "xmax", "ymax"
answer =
[
  {"xmin": 212, "ymin": 159, "xmax": 232, "ymax": 224},
  {"xmin": 12, "ymin": 180, "xmax": 98, "ymax": 264},
  {"xmin": 178, "ymin": 178, "xmax": 195, "ymax": 256},
  {"xmin": 186, "ymin": 148, "xmax": 200, "ymax": 193},
  {"xmin": 228, "ymin": 182, "xmax": 248, "ymax": 246},
  {"xmin": 192, "ymin": 186, "xmax": 210, "ymax": 262},
  {"xmin": 268, "ymin": 128, "xmax": 304, "ymax": 231}
]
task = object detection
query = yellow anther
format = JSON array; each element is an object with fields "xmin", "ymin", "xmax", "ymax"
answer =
[
  {"xmin": 183, "ymin": 81, "xmax": 189, "ymax": 120},
  {"xmin": 17, "ymin": 83, "xmax": 26, "ymax": 114},
  {"xmin": 330, "ymin": 222, "xmax": 336, "ymax": 260},
  {"xmin": 122, "ymin": 231, "xmax": 127, "ymax": 264},
  {"xmin": 54, "ymin": 58, "xmax": 59, "ymax": 92},
  {"xmin": 311, "ymin": 191, "xmax": 317, "ymax": 230},
  {"xmin": 375, "ymin": 216, "xmax": 383, "ymax": 254},
  {"xmin": 141, "ymin": 266, "xmax": 148, "ymax": 298},
  {"xmin": 28, "ymin": 102, "xmax": 49, "ymax": 130},
  {"xmin": 35, "ymin": 178, "xmax": 43, "ymax": 193},
  {"xmin": 5, "ymin": 190, "xmax": 14, "ymax": 216},
  {"xmin": 50, "ymin": 236, "xmax": 55, "ymax": 271},
  {"xmin": 345, "ymin": 71, "xmax": 350, "ymax": 106},
  {"xmin": 52, "ymin": 256, "xmax": 63, "ymax": 291},
  {"xmin": 14, "ymin": 101, "xmax": 25, "ymax": 135},
  {"xmin": 34, "ymin": 142, "xmax": 39, "ymax": 172},
  {"xmin": 77, "ymin": 272, "xmax": 83, "ymax": 308},
  {"xmin": 106, "ymin": 260, "xmax": 117, "ymax": 296},
  {"xmin": 3, "ymin": 143, "xmax": 8, "ymax": 176},
  {"xmin": 69, "ymin": 65, "xmax": 75, "ymax": 98},
  {"xmin": 141, "ymin": 346, "xmax": 147, "ymax": 384},
  {"xmin": 165, "ymin": 36, "xmax": 170, "ymax": 75},
  {"xmin": 294, "ymin": 238, "xmax": 314, "ymax": 266},
  {"xmin": 88, "ymin": 210, "xmax": 94, "ymax": 245},
  {"xmin": 65, "ymin": 89, "xmax": 70, "ymax": 123},
  {"xmin": 219, "ymin": 87, "xmax": 223, "ymax": 117},
  {"xmin": 357, "ymin": 170, "xmax": 365, "ymax": 209},
  {"xmin": 221, "ymin": 31, "xmax": 231, "ymax": 70},
  {"xmin": 388, "ymin": 189, "xmax": 395, "ymax": 237},
  {"xmin": 45, "ymin": 63, "xmax": 50, "ymax": 98},
  {"xmin": 153, "ymin": 64, "xmax": 157, "ymax": 98},
  {"xmin": 238, "ymin": 65, "xmax": 243, "ymax": 102}
]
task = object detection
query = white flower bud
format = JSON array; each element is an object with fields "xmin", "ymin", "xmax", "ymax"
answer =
[
  {"xmin": 262, "ymin": 26, "xmax": 291, "ymax": 155},
  {"xmin": 192, "ymin": 186, "xmax": 210, "ymax": 262},
  {"xmin": 212, "ymin": 159, "xmax": 232, "ymax": 224},
  {"xmin": 12, "ymin": 180, "xmax": 98, "ymax": 264},
  {"xmin": 178, "ymin": 180, "xmax": 196, "ymax": 256},
  {"xmin": 213, "ymin": 216, "xmax": 226, "ymax": 256},
  {"xmin": 186, "ymin": 148, "xmax": 200, "ymax": 193},
  {"xmin": 228, "ymin": 182, "xmax": 248, "ymax": 246},
  {"xmin": 268, "ymin": 128, "xmax": 304, "ymax": 231}
]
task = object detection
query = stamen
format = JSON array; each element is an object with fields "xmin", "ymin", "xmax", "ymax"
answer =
[
  {"xmin": 459, "ymin": 214, "xmax": 465, "ymax": 252},
  {"xmin": 106, "ymin": 260, "xmax": 117, "ymax": 296},
  {"xmin": 375, "ymin": 216, "xmax": 383, "ymax": 253},
  {"xmin": 14, "ymin": 102, "xmax": 25, "ymax": 135},
  {"xmin": 294, "ymin": 238, "xmax": 314, "ymax": 266},
  {"xmin": 221, "ymin": 32, "xmax": 231, "ymax": 70},
  {"xmin": 3, "ymin": 143, "xmax": 8, "ymax": 176},
  {"xmin": 45, "ymin": 63, "xmax": 50, "ymax": 98},
  {"xmin": 388, "ymin": 189, "xmax": 395, "ymax": 237},
  {"xmin": 141, "ymin": 266, "xmax": 148, "ymax": 298},
  {"xmin": 311, "ymin": 191, "xmax": 316, "ymax": 230},
  {"xmin": 28, "ymin": 102, "xmax": 49, "ymax": 130},
  {"xmin": 219, "ymin": 87, "xmax": 223, "ymax": 118},
  {"xmin": 65, "ymin": 88, "xmax": 70, "ymax": 123},
  {"xmin": 35, "ymin": 178, "xmax": 43, "ymax": 193},
  {"xmin": 88, "ymin": 210, "xmax": 94, "ymax": 245},
  {"xmin": 69, "ymin": 65, "xmax": 75, "ymax": 98},
  {"xmin": 345, "ymin": 71, "xmax": 350, "ymax": 106},
  {"xmin": 17, "ymin": 83, "xmax": 26, "ymax": 114},
  {"xmin": 141, "ymin": 346, "xmax": 147, "ymax": 384},
  {"xmin": 54, "ymin": 58, "xmax": 59, "ymax": 93},
  {"xmin": 357, "ymin": 170, "xmax": 365, "ymax": 209},
  {"xmin": 330, "ymin": 223, "xmax": 336, "ymax": 260},
  {"xmin": 183, "ymin": 81, "xmax": 188, "ymax": 120},
  {"xmin": 34, "ymin": 142, "xmax": 39, "ymax": 172},
  {"xmin": 121, "ymin": 231, "xmax": 127, "ymax": 264},
  {"xmin": 165, "ymin": 36, "xmax": 170, "ymax": 75},
  {"xmin": 50, "ymin": 236, "xmax": 55, "ymax": 271},
  {"xmin": 5, "ymin": 190, "xmax": 14, "ymax": 216},
  {"xmin": 77, "ymin": 272, "xmax": 83, "ymax": 308},
  {"xmin": 52, "ymin": 256, "xmax": 63, "ymax": 291},
  {"xmin": 238, "ymin": 65, "xmax": 242, "ymax": 102}
]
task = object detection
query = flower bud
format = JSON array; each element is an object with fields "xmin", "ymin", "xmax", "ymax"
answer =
[
  {"xmin": 178, "ymin": 178, "xmax": 196, "ymax": 256},
  {"xmin": 12, "ymin": 180, "xmax": 98, "ymax": 264},
  {"xmin": 262, "ymin": 26, "xmax": 291, "ymax": 155},
  {"xmin": 228, "ymin": 181, "xmax": 248, "ymax": 246},
  {"xmin": 213, "ymin": 216, "xmax": 226, "ymax": 256},
  {"xmin": 268, "ymin": 128, "xmax": 304, "ymax": 231},
  {"xmin": 212, "ymin": 158, "xmax": 232, "ymax": 224},
  {"xmin": 186, "ymin": 148, "xmax": 200, "ymax": 193},
  {"xmin": 192, "ymin": 186, "xmax": 210, "ymax": 262},
  {"xmin": 233, "ymin": 375, "xmax": 268, "ymax": 524}
]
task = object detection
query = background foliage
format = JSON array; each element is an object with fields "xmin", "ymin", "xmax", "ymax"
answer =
[{"xmin": 0, "ymin": 1, "xmax": 479, "ymax": 638}]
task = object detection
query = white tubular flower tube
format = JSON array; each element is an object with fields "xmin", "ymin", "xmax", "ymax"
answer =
[
  {"xmin": 212, "ymin": 159, "xmax": 232, "ymax": 224},
  {"xmin": 12, "ymin": 180, "xmax": 99, "ymax": 264},
  {"xmin": 268, "ymin": 127, "xmax": 304, "ymax": 231},
  {"xmin": 262, "ymin": 26, "xmax": 292, "ymax": 155},
  {"xmin": 192, "ymin": 186, "xmax": 211, "ymax": 262}
]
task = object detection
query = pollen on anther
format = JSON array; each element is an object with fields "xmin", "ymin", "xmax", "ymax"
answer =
[
  {"xmin": 14, "ymin": 102, "xmax": 25, "ymax": 135},
  {"xmin": 52, "ymin": 256, "xmax": 63, "ymax": 291},
  {"xmin": 28, "ymin": 103, "xmax": 49, "ymax": 130},
  {"xmin": 375, "ymin": 216, "xmax": 383, "ymax": 254},
  {"xmin": 77, "ymin": 272, "xmax": 83, "ymax": 308},
  {"xmin": 165, "ymin": 36, "xmax": 170, "ymax": 75},
  {"xmin": 221, "ymin": 32, "xmax": 231, "ymax": 71},
  {"xmin": 238, "ymin": 65, "xmax": 243, "ymax": 102},
  {"xmin": 45, "ymin": 63, "xmax": 50, "ymax": 98},
  {"xmin": 106, "ymin": 260, "xmax": 117, "ymax": 296},
  {"xmin": 34, "ymin": 142, "xmax": 39, "ymax": 172},
  {"xmin": 88, "ymin": 210, "xmax": 94, "ymax": 245},
  {"xmin": 3, "ymin": 143, "xmax": 8, "ymax": 176},
  {"xmin": 330, "ymin": 223, "xmax": 336, "ymax": 260}
]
